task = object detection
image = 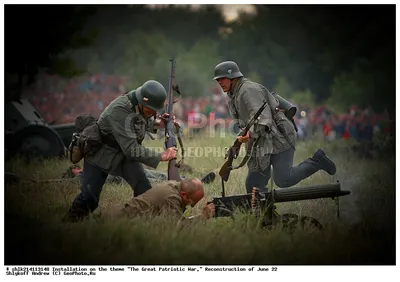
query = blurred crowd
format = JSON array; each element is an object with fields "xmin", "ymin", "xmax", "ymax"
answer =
[
  {"xmin": 24, "ymin": 75, "xmax": 394, "ymax": 146},
  {"xmin": 25, "ymin": 74, "xmax": 129, "ymax": 124},
  {"xmin": 23, "ymin": 74, "xmax": 232, "ymax": 126},
  {"xmin": 293, "ymin": 104, "xmax": 394, "ymax": 143}
]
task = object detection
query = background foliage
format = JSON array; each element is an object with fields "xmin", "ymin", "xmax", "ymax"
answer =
[{"xmin": 5, "ymin": 4, "xmax": 395, "ymax": 114}]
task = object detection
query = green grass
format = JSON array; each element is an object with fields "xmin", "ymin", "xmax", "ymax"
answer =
[{"xmin": 4, "ymin": 134, "xmax": 396, "ymax": 265}]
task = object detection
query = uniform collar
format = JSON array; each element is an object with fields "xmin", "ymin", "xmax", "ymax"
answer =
[
  {"xmin": 127, "ymin": 90, "xmax": 138, "ymax": 106},
  {"xmin": 228, "ymin": 77, "xmax": 245, "ymax": 98},
  {"xmin": 126, "ymin": 90, "xmax": 140, "ymax": 113}
]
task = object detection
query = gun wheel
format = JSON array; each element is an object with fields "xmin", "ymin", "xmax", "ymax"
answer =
[{"xmin": 8, "ymin": 124, "xmax": 66, "ymax": 160}]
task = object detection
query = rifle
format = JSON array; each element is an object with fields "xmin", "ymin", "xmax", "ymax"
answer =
[
  {"xmin": 219, "ymin": 100, "xmax": 268, "ymax": 191},
  {"xmin": 164, "ymin": 56, "xmax": 184, "ymax": 181},
  {"xmin": 207, "ymin": 182, "xmax": 350, "ymax": 230}
]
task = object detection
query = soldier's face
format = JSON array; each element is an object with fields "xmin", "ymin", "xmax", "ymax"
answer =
[
  {"xmin": 181, "ymin": 189, "xmax": 204, "ymax": 207},
  {"xmin": 189, "ymin": 190, "xmax": 204, "ymax": 207},
  {"xmin": 216, "ymin": 77, "xmax": 231, "ymax": 93},
  {"xmin": 141, "ymin": 105, "xmax": 156, "ymax": 118}
]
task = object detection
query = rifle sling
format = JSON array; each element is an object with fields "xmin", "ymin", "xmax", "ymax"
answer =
[
  {"xmin": 231, "ymin": 137, "xmax": 259, "ymax": 170},
  {"xmin": 230, "ymin": 107, "xmax": 295, "ymax": 172}
]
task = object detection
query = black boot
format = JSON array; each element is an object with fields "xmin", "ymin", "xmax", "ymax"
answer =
[
  {"xmin": 201, "ymin": 172, "xmax": 216, "ymax": 184},
  {"xmin": 62, "ymin": 209, "xmax": 87, "ymax": 223},
  {"xmin": 62, "ymin": 203, "xmax": 90, "ymax": 223},
  {"xmin": 312, "ymin": 149, "xmax": 337, "ymax": 175}
]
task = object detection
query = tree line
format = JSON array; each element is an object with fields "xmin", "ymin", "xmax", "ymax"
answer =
[{"xmin": 5, "ymin": 4, "xmax": 395, "ymax": 114}]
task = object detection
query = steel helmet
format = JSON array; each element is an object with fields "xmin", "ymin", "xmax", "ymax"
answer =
[
  {"xmin": 213, "ymin": 61, "xmax": 243, "ymax": 80},
  {"xmin": 136, "ymin": 80, "xmax": 167, "ymax": 111}
]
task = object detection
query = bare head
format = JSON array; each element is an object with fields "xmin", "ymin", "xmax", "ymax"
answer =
[{"xmin": 179, "ymin": 178, "xmax": 205, "ymax": 207}]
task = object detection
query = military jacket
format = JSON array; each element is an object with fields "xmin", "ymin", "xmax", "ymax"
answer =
[
  {"xmin": 227, "ymin": 78, "xmax": 296, "ymax": 171},
  {"xmin": 109, "ymin": 180, "xmax": 185, "ymax": 219},
  {"xmin": 85, "ymin": 91, "xmax": 162, "ymax": 175}
]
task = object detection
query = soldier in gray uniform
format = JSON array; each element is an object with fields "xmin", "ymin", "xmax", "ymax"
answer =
[
  {"xmin": 64, "ymin": 80, "xmax": 177, "ymax": 222},
  {"xmin": 213, "ymin": 61, "xmax": 337, "ymax": 193}
]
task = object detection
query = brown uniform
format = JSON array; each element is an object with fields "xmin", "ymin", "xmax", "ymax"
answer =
[{"xmin": 106, "ymin": 180, "xmax": 186, "ymax": 220}]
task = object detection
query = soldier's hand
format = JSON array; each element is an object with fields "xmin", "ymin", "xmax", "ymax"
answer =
[
  {"xmin": 153, "ymin": 117, "xmax": 163, "ymax": 130},
  {"xmin": 161, "ymin": 147, "xmax": 178, "ymax": 161},
  {"xmin": 202, "ymin": 203, "xmax": 215, "ymax": 220},
  {"xmin": 161, "ymin": 113, "xmax": 176, "ymax": 123},
  {"xmin": 237, "ymin": 130, "xmax": 250, "ymax": 143}
]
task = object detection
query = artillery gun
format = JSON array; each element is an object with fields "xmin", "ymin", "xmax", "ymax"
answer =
[{"xmin": 5, "ymin": 97, "xmax": 76, "ymax": 160}]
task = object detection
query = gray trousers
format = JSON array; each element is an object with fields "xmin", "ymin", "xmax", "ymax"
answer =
[{"xmin": 245, "ymin": 148, "xmax": 321, "ymax": 193}]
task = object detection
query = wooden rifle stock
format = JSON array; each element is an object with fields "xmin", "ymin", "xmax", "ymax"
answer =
[{"xmin": 219, "ymin": 139, "xmax": 242, "ymax": 182}]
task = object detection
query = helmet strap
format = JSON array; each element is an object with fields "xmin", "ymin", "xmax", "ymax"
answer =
[
  {"xmin": 229, "ymin": 79, "xmax": 234, "ymax": 93},
  {"xmin": 138, "ymin": 104, "xmax": 144, "ymax": 116},
  {"xmin": 132, "ymin": 90, "xmax": 146, "ymax": 116},
  {"xmin": 130, "ymin": 90, "xmax": 139, "ymax": 106}
]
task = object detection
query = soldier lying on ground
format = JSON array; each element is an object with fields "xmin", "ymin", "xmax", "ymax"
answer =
[{"xmin": 103, "ymin": 178, "xmax": 215, "ymax": 222}]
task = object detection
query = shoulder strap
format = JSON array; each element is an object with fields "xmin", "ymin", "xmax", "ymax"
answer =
[{"xmin": 230, "ymin": 138, "xmax": 260, "ymax": 170}]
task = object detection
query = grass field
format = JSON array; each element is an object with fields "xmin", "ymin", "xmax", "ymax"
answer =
[{"xmin": 4, "ymin": 133, "xmax": 396, "ymax": 265}]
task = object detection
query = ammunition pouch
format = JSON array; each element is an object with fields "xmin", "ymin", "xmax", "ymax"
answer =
[
  {"xmin": 67, "ymin": 114, "xmax": 103, "ymax": 164},
  {"xmin": 274, "ymin": 111, "xmax": 294, "ymax": 133},
  {"xmin": 274, "ymin": 110, "xmax": 296, "ymax": 150},
  {"xmin": 100, "ymin": 132, "xmax": 120, "ymax": 148},
  {"xmin": 81, "ymin": 123, "xmax": 103, "ymax": 156}
]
